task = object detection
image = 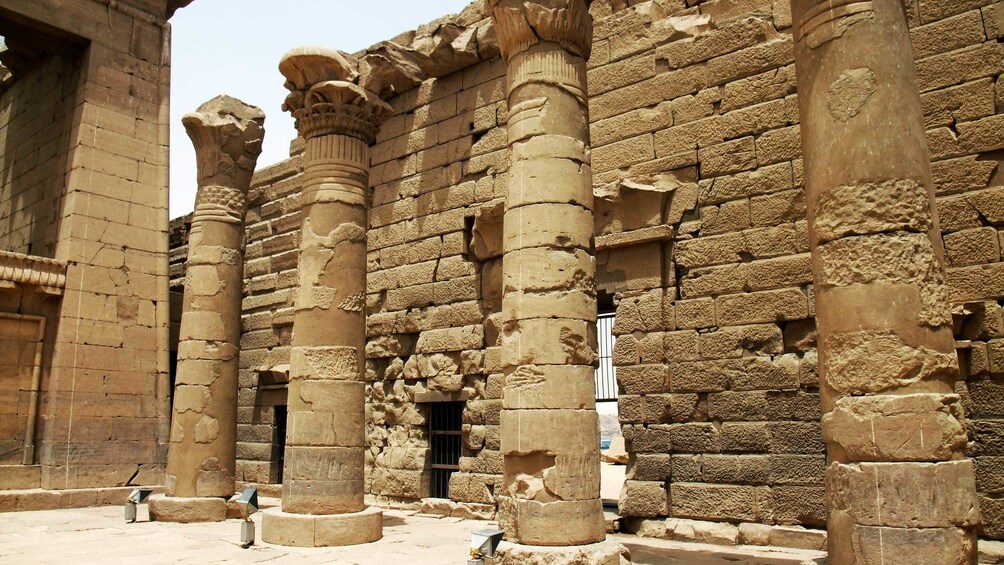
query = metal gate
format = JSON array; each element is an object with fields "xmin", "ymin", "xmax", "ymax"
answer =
[
  {"xmin": 428, "ymin": 401, "xmax": 463, "ymax": 499},
  {"xmin": 596, "ymin": 313, "xmax": 617, "ymax": 402}
]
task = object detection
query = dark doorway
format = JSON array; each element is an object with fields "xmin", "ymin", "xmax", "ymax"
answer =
[
  {"xmin": 428, "ymin": 401, "xmax": 463, "ymax": 499},
  {"xmin": 273, "ymin": 405, "xmax": 287, "ymax": 483}
]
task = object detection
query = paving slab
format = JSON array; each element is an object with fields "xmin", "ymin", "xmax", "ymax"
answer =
[{"xmin": 0, "ymin": 497, "xmax": 489, "ymax": 564}]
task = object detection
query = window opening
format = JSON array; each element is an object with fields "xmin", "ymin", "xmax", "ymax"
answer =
[{"xmin": 428, "ymin": 401, "xmax": 463, "ymax": 499}]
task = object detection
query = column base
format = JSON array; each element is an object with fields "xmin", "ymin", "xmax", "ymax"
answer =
[
  {"xmin": 261, "ymin": 505, "xmax": 382, "ymax": 547},
  {"xmin": 147, "ymin": 494, "xmax": 226, "ymax": 523},
  {"xmin": 493, "ymin": 540, "xmax": 629, "ymax": 565}
]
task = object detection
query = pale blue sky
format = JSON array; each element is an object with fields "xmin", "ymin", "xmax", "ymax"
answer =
[{"xmin": 168, "ymin": 0, "xmax": 473, "ymax": 219}]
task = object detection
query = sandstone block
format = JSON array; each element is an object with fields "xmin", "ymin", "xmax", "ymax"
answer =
[
  {"xmin": 502, "ymin": 364, "xmax": 596, "ymax": 410},
  {"xmin": 261, "ymin": 506, "xmax": 382, "ymax": 547},
  {"xmin": 501, "ymin": 409, "xmax": 600, "ymax": 501},
  {"xmin": 665, "ymin": 518, "xmax": 739, "ymax": 546},
  {"xmin": 288, "ymin": 379, "xmax": 364, "ymax": 421},
  {"xmin": 497, "ymin": 496, "xmax": 606, "ymax": 546},
  {"xmin": 502, "ymin": 247, "xmax": 594, "ymax": 295},
  {"xmin": 772, "ymin": 486, "xmax": 826, "ymax": 526},
  {"xmin": 494, "ymin": 539, "xmax": 629, "ymax": 565},
  {"xmin": 828, "ymin": 512, "xmax": 974, "ymax": 565},
  {"xmin": 506, "ymin": 153, "xmax": 593, "ymax": 209},
  {"xmin": 282, "ymin": 477, "xmax": 364, "ymax": 515},
  {"xmin": 721, "ymin": 422, "xmax": 770, "ymax": 452},
  {"xmin": 501, "ymin": 290, "xmax": 596, "ymax": 324},
  {"xmin": 769, "ymin": 454, "xmax": 825, "ymax": 485},
  {"xmin": 702, "ymin": 455, "xmax": 770, "ymax": 485},
  {"xmin": 627, "ymin": 453, "xmax": 672, "ymax": 482},
  {"xmin": 715, "ymin": 288, "xmax": 808, "ymax": 325},
  {"xmin": 738, "ymin": 522, "xmax": 772, "ymax": 545},
  {"xmin": 500, "ymin": 318, "xmax": 595, "ymax": 367},
  {"xmin": 670, "ymin": 483, "xmax": 773, "ymax": 523},
  {"xmin": 828, "ymin": 460, "xmax": 980, "ymax": 528},
  {"xmin": 822, "ymin": 393, "xmax": 967, "ymax": 461},
  {"xmin": 769, "ymin": 525, "xmax": 826, "ymax": 550},
  {"xmin": 283, "ymin": 446, "xmax": 364, "ymax": 482},
  {"xmin": 289, "ymin": 346, "xmax": 358, "ymax": 380},
  {"xmin": 147, "ymin": 494, "xmax": 226, "ymax": 523},
  {"xmin": 619, "ymin": 480, "xmax": 669, "ymax": 517}
]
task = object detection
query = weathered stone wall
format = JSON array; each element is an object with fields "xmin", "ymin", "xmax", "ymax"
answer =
[
  {"xmin": 0, "ymin": 55, "xmax": 78, "ymax": 258},
  {"xmin": 0, "ymin": 0, "xmax": 180, "ymax": 491},
  {"xmin": 591, "ymin": 0, "xmax": 1004, "ymax": 537},
  {"xmin": 170, "ymin": 0, "xmax": 1004, "ymax": 535}
]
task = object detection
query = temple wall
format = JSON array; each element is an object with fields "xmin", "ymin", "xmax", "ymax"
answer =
[
  {"xmin": 0, "ymin": 0, "xmax": 179, "ymax": 491},
  {"xmin": 171, "ymin": 0, "xmax": 1004, "ymax": 536},
  {"xmin": 0, "ymin": 55, "xmax": 78, "ymax": 258}
]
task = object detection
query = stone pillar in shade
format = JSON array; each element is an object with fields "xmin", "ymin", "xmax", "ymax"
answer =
[
  {"xmin": 791, "ymin": 1, "xmax": 980, "ymax": 562},
  {"xmin": 149, "ymin": 95, "xmax": 265, "ymax": 523},
  {"xmin": 489, "ymin": 2, "xmax": 626, "ymax": 562},
  {"xmin": 260, "ymin": 46, "xmax": 390, "ymax": 548}
]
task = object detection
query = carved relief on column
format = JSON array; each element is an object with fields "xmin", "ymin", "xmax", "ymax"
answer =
[
  {"xmin": 791, "ymin": 0, "xmax": 979, "ymax": 562},
  {"xmin": 154, "ymin": 96, "xmax": 264, "ymax": 522}
]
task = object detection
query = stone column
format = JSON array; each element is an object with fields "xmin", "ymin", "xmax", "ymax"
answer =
[
  {"xmin": 791, "ymin": 1, "xmax": 980, "ymax": 562},
  {"xmin": 149, "ymin": 95, "xmax": 265, "ymax": 523},
  {"xmin": 260, "ymin": 46, "xmax": 390, "ymax": 547},
  {"xmin": 489, "ymin": 2, "xmax": 625, "ymax": 562}
]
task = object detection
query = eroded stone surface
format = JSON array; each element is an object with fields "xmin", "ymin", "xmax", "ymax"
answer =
[
  {"xmin": 164, "ymin": 96, "xmax": 264, "ymax": 505},
  {"xmin": 792, "ymin": 0, "xmax": 980, "ymax": 557},
  {"xmin": 490, "ymin": 0, "xmax": 605, "ymax": 548},
  {"xmin": 263, "ymin": 45, "xmax": 391, "ymax": 547}
]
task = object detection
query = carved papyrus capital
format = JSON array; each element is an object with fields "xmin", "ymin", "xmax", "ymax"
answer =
[
  {"xmin": 280, "ymin": 46, "xmax": 394, "ymax": 143},
  {"xmin": 183, "ymin": 95, "xmax": 265, "ymax": 224},
  {"xmin": 488, "ymin": 0, "xmax": 592, "ymax": 62}
]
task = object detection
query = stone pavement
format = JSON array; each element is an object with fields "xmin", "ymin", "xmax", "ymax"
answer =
[
  {"xmin": 0, "ymin": 496, "xmax": 832, "ymax": 565},
  {"xmin": 0, "ymin": 499, "xmax": 485, "ymax": 564}
]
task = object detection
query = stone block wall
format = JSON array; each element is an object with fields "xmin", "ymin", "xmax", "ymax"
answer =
[
  {"xmin": 0, "ymin": 55, "xmax": 78, "ymax": 258},
  {"xmin": 0, "ymin": 0, "xmax": 180, "ymax": 491},
  {"xmin": 176, "ymin": 0, "xmax": 1004, "ymax": 536},
  {"xmin": 588, "ymin": 0, "xmax": 1004, "ymax": 536}
]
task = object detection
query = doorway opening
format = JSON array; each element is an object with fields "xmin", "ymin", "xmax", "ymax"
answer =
[
  {"xmin": 428, "ymin": 401, "xmax": 463, "ymax": 499},
  {"xmin": 273, "ymin": 404, "xmax": 287, "ymax": 484}
]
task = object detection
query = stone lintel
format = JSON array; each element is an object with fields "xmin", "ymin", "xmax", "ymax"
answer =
[
  {"xmin": 596, "ymin": 225, "xmax": 674, "ymax": 251},
  {"xmin": 0, "ymin": 250, "xmax": 67, "ymax": 289}
]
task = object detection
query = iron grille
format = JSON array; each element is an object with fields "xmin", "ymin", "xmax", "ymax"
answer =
[
  {"xmin": 595, "ymin": 313, "xmax": 617, "ymax": 402},
  {"xmin": 428, "ymin": 401, "xmax": 463, "ymax": 499}
]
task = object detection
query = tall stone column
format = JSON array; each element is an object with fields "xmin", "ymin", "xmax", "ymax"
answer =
[
  {"xmin": 489, "ymin": 2, "xmax": 625, "ymax": 562},
  {"xmin": 149, "ymin": 95, "xmax": 265, "ymax": 523},
  {"xmin": 260, "ymin": 46, "xmax": 390, "ymax": 547},
  {"xmin": 791, "ymin": 1, "xmax": 980, "ymax": 562}
]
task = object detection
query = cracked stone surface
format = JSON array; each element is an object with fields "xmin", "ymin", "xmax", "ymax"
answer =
[
  {"xmin": 165, "ymin": 95, "xmax": 264, "ymax": 501},
  {"xmin": 490, "ymin": 0, "xmax": 607, "ymax": 548},
  {"xmin": 792, "ymin": 0, "xmax": 980, "ymax": 561},
  {"xmin": 270, "ymin": 46, "xmax": 390, "ymax": 534}
]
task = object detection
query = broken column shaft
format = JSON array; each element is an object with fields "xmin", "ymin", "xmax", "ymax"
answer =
[
  {"xmin": 152, "ymin": 95, "xmax": 265, "ymax": 523},
  {"xmin": 489, "ymin": 2, "xmax": 624, "ymax": 561},
  {"xmin": 791, "ymin": 0, "xmax": 980, "ymax": 562},
  {"xmin": 260, "ymin": 46, "xmax": 391, "ymax": 547}
]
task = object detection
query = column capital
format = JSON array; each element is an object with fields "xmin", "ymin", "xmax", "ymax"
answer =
[
  {"xmin": 279, "ymin": 46, "xmax": 394, "ymax": 143},
  {"xmin": 183, "ymin": 95, "xmax": 265, "ymax": 224},
  {"xmin": 488, "ymin": 0, "xmax": 593, "ymax": 63}
]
